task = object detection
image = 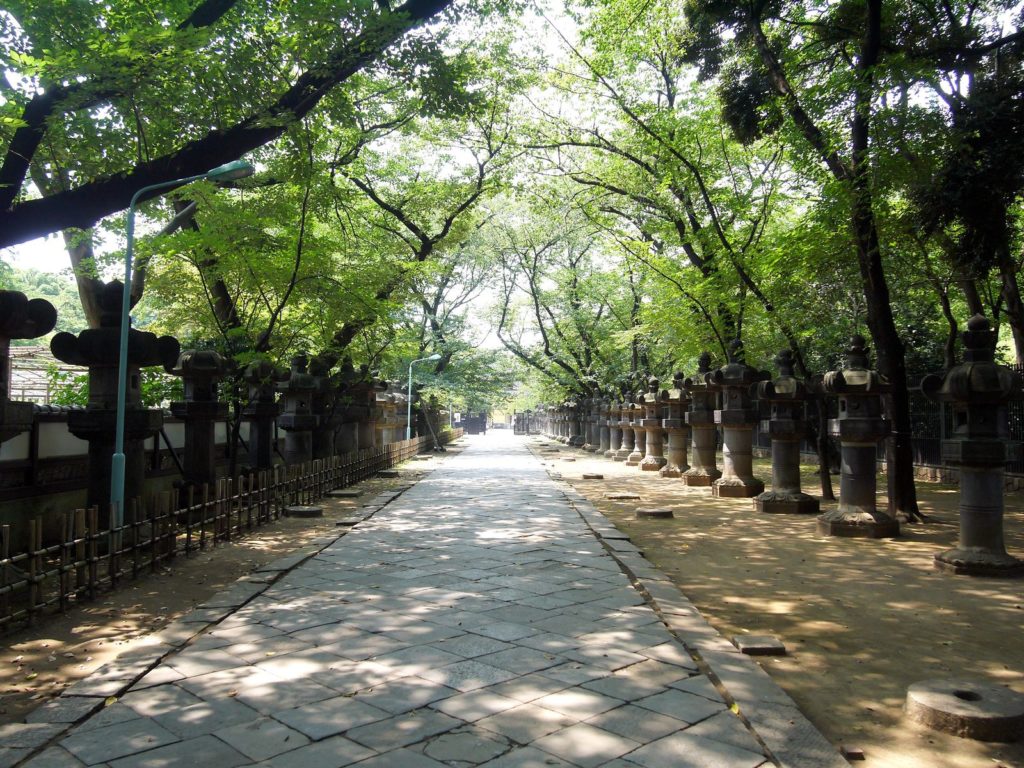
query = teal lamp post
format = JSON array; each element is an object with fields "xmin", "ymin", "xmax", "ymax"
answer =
[
  {"xmin": 407, "ymin": 353, "xmax": 442, "ymax": 440},
  {"xmin": 110, "ymin": 159, "xmax": 255, "ymax": 529}
]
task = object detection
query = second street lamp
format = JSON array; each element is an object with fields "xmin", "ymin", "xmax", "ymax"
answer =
[
  {"xmin": 110, "ymin": 159, "xmax": 255, "ymax": 530},
  {"xmin": 407, "ymin": 354, "xmax": 442, "ymax": 440}
]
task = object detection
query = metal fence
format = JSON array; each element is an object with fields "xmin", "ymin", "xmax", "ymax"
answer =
[{"xmin": 0, "ymin": 428, "xmax": 463, "ymax": 634}]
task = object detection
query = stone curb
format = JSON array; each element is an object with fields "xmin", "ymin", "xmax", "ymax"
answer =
[
  {"xmin": 531, "ymin": 443, "xmax": 849, "ymax": 768},
  {"xmin": 8, "ymin": 465, "xmax": 434, "ymax": 767}
]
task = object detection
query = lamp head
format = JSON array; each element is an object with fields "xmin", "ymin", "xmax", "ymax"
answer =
[
  {"xmin": 206, "ymin": 160, "xmax": 255, "ymax": 182},
  {"xmin": 427, "ymin": 353, "xmax": 442, "ymax": 361}
]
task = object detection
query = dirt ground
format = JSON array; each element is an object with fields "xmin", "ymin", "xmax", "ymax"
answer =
[
  {"xmin": 0, "ymin": 457, "xmax": 444, "ymax": 727},
  {"xmin": 529, "ymin": 437, "xmax": 1024, "ymax": 768}
]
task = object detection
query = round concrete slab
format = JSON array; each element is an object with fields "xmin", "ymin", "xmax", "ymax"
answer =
[
  {"xmin": 283, "ymin": 505, "xmax": 324, "ymax": 518},
  {"xmin": 906, "ymin": 678, "xmax": 1024, "ymax": 741},
  {"xmin": 635, "ymin": 508, "xmax": 674, "ymax": 520}
]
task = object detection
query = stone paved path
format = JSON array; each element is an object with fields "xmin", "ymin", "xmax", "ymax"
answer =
[{"xmin": 11, "ymin": 433, "xmax": 846, "ymax": 768}]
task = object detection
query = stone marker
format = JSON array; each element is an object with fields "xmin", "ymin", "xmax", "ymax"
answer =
[
  {"xmin": 683, "ymin": 353, "xmax": 722, "ymax": 487},
  {"xmin": 605, "ymin": 492, "xmax": 641, "ymax": 501},
  {"xmin": 709, "ymin": 340, "xmax": 768, "ymax": 498},
  {"xmin": 817, "ymin": 336, "xmax": 899, "ymax": 539},
  {"xmin": 635, "ymin": 508, "xmax": 674, "ymax": 520},
  {"xmin": 581, "ymin": 473, "xmax": 604, "ymax": 480},
  {"xmin": 378, "ymin": 469, "xmax": 400, "ymax": 478},
  {"xmin": 906, "ymin": 679, "xmax": 1024, "ymax": 742},
  {"xmin": 732, "ymin": 635, "xmax": 786, "ymax": 656},
  {"xmin": 562, "ymin": 457, "xmax": 576, "ymax": 462},
  {"xmin": 921, "ymin": 315, "xmax": 1024, "ymax": 576},
  {"xmin": 284, "ymin": 504, "xmax": 324, "ymax": 518},
  {"xmin": 752, "ymin": 350, "xmax": 819, "ymax": 514}
]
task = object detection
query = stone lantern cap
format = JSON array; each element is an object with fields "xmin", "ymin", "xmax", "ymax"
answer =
[
  {"xmin": 921, "ymin": 314, "xmax": 1022, "ymax": 464},
  {"xmin": 661, "ymin": 371, "xmax": 691, "ymax": 428},
  {"xmin": 821, "ymin": 334, "xmax": 889, "ymax": 441},
  {"xmin": 921, "ymin": 315, "xmax": 1022, "ymax": 406},
  {"xmin": 754, "ymin": 350, "xmax": 809, "ymax": 440},
  {"xmin": 171, "ymin": 349, "xmax": 234, "ymax": 381},
  {"xmin": 50, "ymin": 281, "xmax": 179, "ymax": 369},
  {"xmin": 278, "ymin": 354, "xmax": 317, "ymax": 394},
  {"xmin": 707, "ymin": 340, "xmax": 768, "ymax": 390},
  {"xmin": 242, "ymin": 360, "xmax": 286, "ymax": 415},
  {"xmin": 0, "ymin": 290, "xmax": 57, "ymax": 340},
  {"xmin": 683, "ymin": 352, "xmax": 715, "ymax": 394},
  {"xmin": 821, "ymin": 334, "xmax": 890, "ymax": 395},
  {"xmin": 171, "ymin": 349, "xmax": 235, "ymax": 412}
]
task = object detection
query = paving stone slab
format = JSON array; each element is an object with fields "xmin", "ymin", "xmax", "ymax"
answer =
[
  {"xmin": 25, "ymin": 695, "xmax": 103, "ymax": 724},
  {"xmin": 61, "ymin": 717, "xmax": 181, "ymax": 764},
  {"xmin": 107, "ymin": 734, "xmax": 249, "ymax": 768},
  {"xmin": 625, "ymin": 730, "xmax": 768, "ymax": 768},
  {"xmin": 19, "ymin": 746, "xmax": 87, "ymax": 768}
]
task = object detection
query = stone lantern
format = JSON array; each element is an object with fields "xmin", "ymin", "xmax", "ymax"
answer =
[
  {"xmin": 170, "ymin": 349, "xmax": 234, "ymax": 491},
  {"xmin": 598, "ymin": 397, "xmax": 611, "ymax": 455},
  {"xmin": 625, "ymin": 385, "xmax": 647, "ymax": 467},
  {"xmin": 567, "ymin": 399, "xmax": 585, "ymax": 447},
  {"xmin": 615, "ymin": 384, "xmax": 635, "ymax": 461},
  {"xmin": 278, "ymin": 354, "xmax": 318, "ymax": 465},
  {"xmin": 752, "ymin": 350, "xmax": 819, "ymax": 514},
  {"xmin": 332, "ymin": 358, "xmax": 362, "ymax": 454},
  {"xmin": 50, "ymin": 281, "xmax": 179, "ymax": 519},
  {"xmin": 640, "ymin": 377, "xmax": 667, "ymax": 471},
  {"xmin": 582, "ymin": 393, "xmax": 599, "ymax": 452},
  {"xmin": 606, "ymin": 394, "xmax": 623, "ymax": 458},
  {"xmin": 921, "ymin": 315, "xmax": 1023, "ymax": 575},
  {"xmin": 241, "ymin": 360, "xmax": 284, "ymax": 470},
  {"xmin": 0, "ymin": 290, "xmax": 57, "ymax": 445},
  {"xmin": 660, "ymin": 372, "xmax": 691, "ymax": 478},
  {"xmin": 309, "ymin": 352, "xmax": 340, "ymax": 459},
  {"xmin": 817, "ymin": 335, "xmax": 899, "ymax": 538},
  {"xmin": 708, "ymin": 340, "xmax": 767, "ymax": 498},
  {"xmin": 683, "ymin": 352, "xmax": 721, "ymax": 487}
]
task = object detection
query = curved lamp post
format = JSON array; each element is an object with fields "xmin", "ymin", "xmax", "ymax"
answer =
[
  {"xmin": 110, "ymin": 159, "xmax": 255, "ymax": 529},
  {"xmin": 407, "ymin": 353, "xmax": 442, "ymax": 440}
]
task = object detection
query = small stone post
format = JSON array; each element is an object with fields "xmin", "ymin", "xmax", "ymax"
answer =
[
  {"xmin": 817, "ymin": 335, "xmax": 899, "ymax": 538},
  {"xmin": 50, "ymin": 281, "xmax": 179, "ymax": 519},
  {"xmin": 921, "ymin": 315, "xmax": 1023, "ymax": 575},
  {"xmin": 625, "ymin": 387, "xmax": 647, "ymax": 466},
  {"xmin": 683, "ymin": 353, "xmax": 722, "ymax": 487},
  {"xmin": 241, "ymin": 361, "xmax": 283, "ymax": 470},
  {"xmin": 709, "ymin": 340, "xmax": 767, "ymax": 498},
  {"xmin": 0, "ymin": 291, "xmax": 57, "ymax": 444},
  {"xmin": 170, "ymin": 349, "xmax": 233, "ymax": 492},
  {"xmin": 752, "ymin": 350, "xmax": 819, "ymax": 514},
  {"xmin": 640, "ymin": 377, "xmax": 667, "ymax": 471},
  {"xmin": 660, "ymin": 372, "xmax": 691, "ymax": 478}
]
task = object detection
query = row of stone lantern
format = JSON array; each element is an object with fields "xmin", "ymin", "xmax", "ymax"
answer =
[
  {"xmin": 0, "ymin": 283, "xmax": 430, "ymax": 526},
  {"xmin": 538, "ymin": 321, "xmax": 1022, "ymax": 577}
]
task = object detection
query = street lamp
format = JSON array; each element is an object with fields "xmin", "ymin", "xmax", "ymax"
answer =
[
  {"xmin": 110, "ymin": 159, "xmax": 255, "ymax": 529},
  {"xmin": 407, "ymin": 353, "xmax": 442, "ymax": 440}
]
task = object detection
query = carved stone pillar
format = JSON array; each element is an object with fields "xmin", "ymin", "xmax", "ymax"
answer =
[
  {"xmin": 606, "ymin": 398, "xmax": 622, "ymax": 458},
  {"xmin": 625, "ymin": 389, "xmax": 646, "ymax": 467},
  {"xmin": 241, "ymin": 361, "xmax": 283, "ymax": 471}
]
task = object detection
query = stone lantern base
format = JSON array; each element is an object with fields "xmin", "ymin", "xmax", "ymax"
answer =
[
  {"xmin": 933, "ymin": 548, "xmax": 1024, "ymax": 577},
  {"xmin": 682, "ymin": 468, "xmax": 720, "ymax": 487},
  {"xmin": 712, "ymin": 477, "xmax": 764, "ymax": 498},
  {"xmin": 816, "ymin": 509, "xmax": 899, "ymax": 539},
  {"xmin": 754, "ymin": 490, "xmax": 819, "ymax": 515}
]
